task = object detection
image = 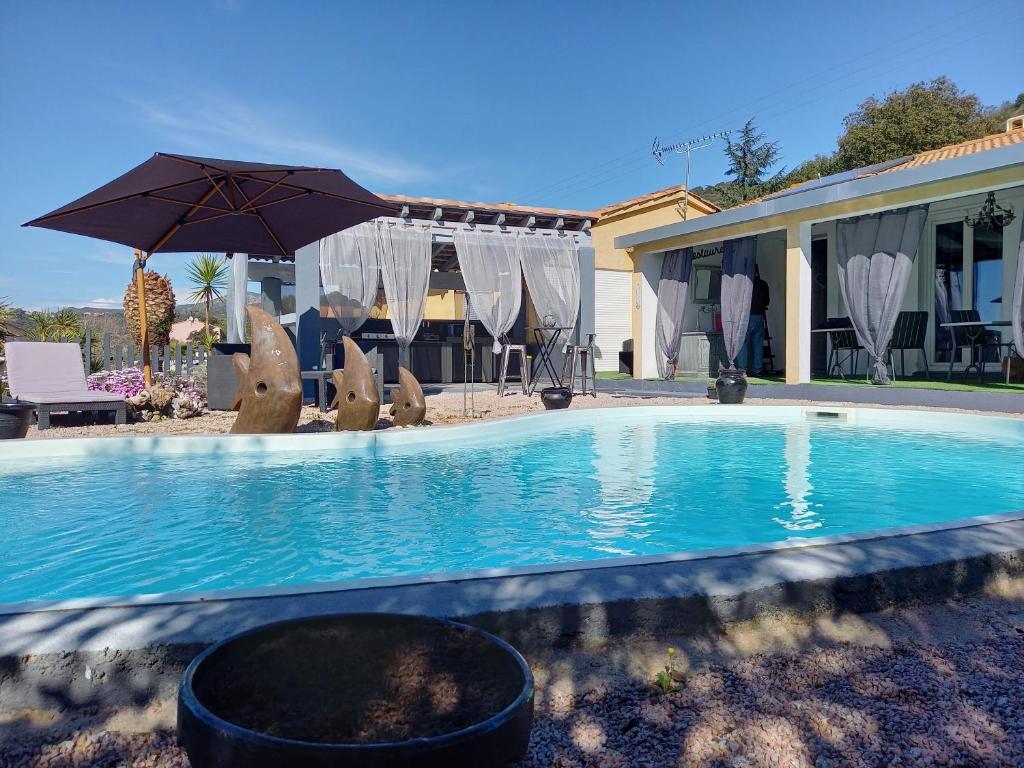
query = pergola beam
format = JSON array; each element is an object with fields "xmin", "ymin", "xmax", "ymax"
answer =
[{"xmin": 461, "ymin": 210, "xmax": 475, "ymax": 224}]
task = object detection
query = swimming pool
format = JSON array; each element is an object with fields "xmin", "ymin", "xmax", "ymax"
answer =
[{"xmin": 1, "ymin": 406, "xmax": 1022, "ymax": 606}]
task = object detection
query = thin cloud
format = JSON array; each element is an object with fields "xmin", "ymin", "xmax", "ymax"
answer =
[
  {"xmin": 127, "ymin": 91, "xmax": 430, "ymax": 186},
  {"xmin": 84, "ymin": 297, "xmax": 123, "ymax": 309}
]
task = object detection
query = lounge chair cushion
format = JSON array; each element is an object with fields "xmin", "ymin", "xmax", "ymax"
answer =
[{"xmin": 4, "ymin": 342, "xmax": 122, "ymax": 404}]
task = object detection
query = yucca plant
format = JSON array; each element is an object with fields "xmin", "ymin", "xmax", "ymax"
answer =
[
  {"xmin": 186, "ymin": 254, "xmax": 229, "ymax": 336},
  {"xmin": 52, "ymin": 307, "xmax": 84, "ymax": 342},
  {"xmin": 123, "ymin": 271, "xmax": 176, "ymax": 348},
  {"xmin": 28, "ymin": 311, "xmax": 57, "ymax": 342},
  {"xmin": 0, "ymin": 297, "xmax": 15, "ymax": 355}
]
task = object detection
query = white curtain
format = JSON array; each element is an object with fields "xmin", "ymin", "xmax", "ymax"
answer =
[
  {"xmin": 837, "ymin": 206, "xmax": 928, "ymax": 384},
  {"xmin": 453, "ymin": 230, "xmax": 522, "ymax": 353},
  {"xmin": 227, "ymin": 252, "xmax": 248, "ymax": 343},
  {"xmin": 518, "ymin": 233, "xmax": 580, "ymax": 340},
  {"xmin": 320, "ymin": 222, "xmax": 380, "ymax": 336},
  {"xmin": 378, "ymin": 222, "xmax": 432, "ymax": 365}
]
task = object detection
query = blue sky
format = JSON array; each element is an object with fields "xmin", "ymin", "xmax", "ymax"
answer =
[{"xmin": 1, "ymin": 0, "xmax": 1020, "ymax": 309}]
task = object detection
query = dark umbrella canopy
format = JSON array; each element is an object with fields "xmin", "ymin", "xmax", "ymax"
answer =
[{"xmin": 23, "ymin": 153, "xmax": 397, "ymax": 256}]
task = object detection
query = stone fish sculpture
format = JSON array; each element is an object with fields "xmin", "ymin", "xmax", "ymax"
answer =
[
  {"xmin": 332, "ymin": 336, "xmax": 380, "ymax": 431},
  {"xmin": 230, "ymin": 306, "xmax": 302, "ymax": 434},
  {"xmin": 390, "ymin": 367, "xmax": 426, "ymax": 427}
]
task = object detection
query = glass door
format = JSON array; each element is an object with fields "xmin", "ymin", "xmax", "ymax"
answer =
[{"xmin": 931, "ymin": 218, "xmax": 1005, "ymax": 365}]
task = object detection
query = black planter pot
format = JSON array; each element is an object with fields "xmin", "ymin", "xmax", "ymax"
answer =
[
  {"xmin": 715, "ymin": 368, "xmax": 748, "ymax": 404},
  {"xmin": 0, "ymin": 403, "xmax": 35, "ymax": 439},
  {"xmin": 540, "ymin": 386, "xmax": 572, "ymax": 410},
  {"xmin": 177, "ymin": 613, "xmax": 534, "ymax": 768}
]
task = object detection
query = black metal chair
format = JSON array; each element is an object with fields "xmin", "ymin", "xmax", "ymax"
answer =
[
  {"xmin": 822, "ymin": 317, "xmax": 862, "ymax": 379},
  {"xmin": 945, "ymin": 309, "xmax": 1005, "ymax": 381},
  {"xmin": 887, "ymin": 311, "xmax": 929, "ymax": 380}
]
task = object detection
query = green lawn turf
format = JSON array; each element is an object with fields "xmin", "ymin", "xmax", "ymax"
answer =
[{"xmin": 596, "ymin": 369, "xmax": 1024, "ymax": 393}]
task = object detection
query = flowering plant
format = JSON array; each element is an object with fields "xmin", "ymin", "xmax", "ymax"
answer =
[{"xmin": 87, "ymin": 367, "xmax": 206, "ymax": 419}]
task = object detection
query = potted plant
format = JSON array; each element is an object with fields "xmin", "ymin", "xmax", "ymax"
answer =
[{"xmin": 178, "ymin": 613, "xmax": 534, "ymax": 768}]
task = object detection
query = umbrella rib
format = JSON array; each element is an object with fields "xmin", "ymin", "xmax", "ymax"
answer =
[
  {"xmin": 147, "ymin": 194, "xmax": 232, "ymax": 213},
  {"xmin": 264, "ymin": 179, "xmax": 397, "ymax": 211},
  {"xmin": 148, "ymin": 184, "xmax": 222, "ymax": 254},
  {"xmin": 203, "ymin": 168, "xmax": 235, "ymax": 210},
  {"xmin": 238, "ymin": 172, "xmax": 291, "ymax": 211},
  {"xmin": 228, "ymin": 175, "xmax": 288, "ymax": 256},
  {"xmin": 25, "ymin": 177, "xmax": 221, "ymax": 226}
]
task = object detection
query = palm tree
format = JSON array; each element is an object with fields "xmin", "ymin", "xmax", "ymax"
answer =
[{"xmin": 186, "ymin": 254, "xmax": 229, "ymax": 335}]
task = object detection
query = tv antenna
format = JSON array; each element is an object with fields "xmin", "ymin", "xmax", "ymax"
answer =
[{"xmin": 652, "ymin": 130, "xmax": 730, "ymax": 220}]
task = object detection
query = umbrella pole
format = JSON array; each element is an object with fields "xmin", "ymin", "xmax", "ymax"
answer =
[{"xmin": 133, "ymin": 249, "xmax": 152, "ymax": 386}]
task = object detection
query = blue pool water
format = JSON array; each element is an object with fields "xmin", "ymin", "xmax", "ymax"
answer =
[{"xmin": 1, "ymin": 409, "xmax": 1023, "ymax": 604}]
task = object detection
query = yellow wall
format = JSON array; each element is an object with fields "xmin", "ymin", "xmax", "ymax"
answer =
[
  {"xmin": 589, "ymin": 189, "xmax": 717, "ymax": 378},
  {"xmin": 368, "ymin": 289, "xmax": 464, "ymax": 322}
]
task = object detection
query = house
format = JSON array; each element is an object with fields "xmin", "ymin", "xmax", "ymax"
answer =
[{"xmin": 613, "ymin": 122, "xmax": 1024, "ymax": 383}]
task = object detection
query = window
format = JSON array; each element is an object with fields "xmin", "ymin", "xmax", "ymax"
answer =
[{"xmin": 972, "ymin": 224, "xmax": 1003, "ymax": 324}]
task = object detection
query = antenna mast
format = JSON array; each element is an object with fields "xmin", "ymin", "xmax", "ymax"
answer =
[{"xmin": 652, "ymin": 130, "xmax": 730, "ymax": 220}]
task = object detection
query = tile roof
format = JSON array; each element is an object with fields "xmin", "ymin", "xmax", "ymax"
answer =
[
  {"xmin": 596, "ymin": 184, "xmax": 720, "ymax": 217},
  {"xmin": 878, "ymin": 127, "xmax": 1024, "ymax": 172},
  {"xmin": 729, "ymin": 128, "xmax": 1024, "ymax": 209}
]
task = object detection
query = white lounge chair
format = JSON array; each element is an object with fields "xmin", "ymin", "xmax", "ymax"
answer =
[{"xmin": 4, "ymin": 342, "xmax": 126, "ymax": 430}]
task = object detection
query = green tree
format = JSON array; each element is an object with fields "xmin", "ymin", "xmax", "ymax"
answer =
[
  {"xmin": 186, "ymin": 254, "xmax": 229, "ymax": 335},
  {"xmin": 723, "ymin": 118, "xmax": 784, "ymax": 200},
  {"xmin": 836, "ymin": 77, "xmax": 998, "ymax": 170},
  {"xmin": 692, "ymin": 118, "xmax": 785, "ymax": 207}
]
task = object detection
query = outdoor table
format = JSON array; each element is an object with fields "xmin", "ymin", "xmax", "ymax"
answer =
[
  {"xmin": 301, "ymin": 370, "xmax": 334, "ymax": 412},
  {"xmin": 811, "ymin": 325, "xmax": 856, "ymax": 379},
  {"xmin": 528, "ymin": 326, "xmax": 573, "ymax": 395},
  {"xmin": 939, "ymin": 320, "xmax": 1012, "ymax": 381}
]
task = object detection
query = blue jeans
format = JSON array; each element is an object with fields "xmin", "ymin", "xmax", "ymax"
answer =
[{"xmin": 737, "ymin": 314, "xmax": 765, "ymax": 374}]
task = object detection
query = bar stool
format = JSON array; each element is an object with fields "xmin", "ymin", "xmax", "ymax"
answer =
[
  {"xmin": 562, "ymin": 333, "xmax": 597, "ymax": 397},
  {"xmin": 497, "ymin": 337, "xmax": 530, "ymax": 396}
]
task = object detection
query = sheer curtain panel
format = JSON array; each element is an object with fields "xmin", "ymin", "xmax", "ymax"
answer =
[
  {"xmin": 378, "ymin": 223, "xmax": 432, "ymax": 365},
  {"xmin": 836, "ymin": 206, "xmax": 928, "ymax": 384},
  {"xmin": 319, "ymin": 222, "xmax": 380, "ymax": 336},
  {"xmin": 518, "ymin": 233, "xmax": 580, "ymax": 340},
  {"xmin": 453, "ymin": 230, "xmax": 522, "ymax": 353},
  {"xmin": 654, "ymin": 248, "xmax": 694, "ymax": 379},
  {"xmin": 720, "ymin": 236, "xmax": 757, "ymax": 368}
]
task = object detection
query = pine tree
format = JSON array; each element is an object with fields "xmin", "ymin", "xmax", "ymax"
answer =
[{"xmin": 723, "ymin": 119, "xmax": 784, "ymax": 200}]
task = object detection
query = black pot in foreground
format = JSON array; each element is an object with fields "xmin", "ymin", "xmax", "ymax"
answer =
[
  {"xmin": 178, "ymin": 613, "xmax": 534, "ymax": 768},
  {"xmin": 540, "ymin": 386, "xmax": 572, "ymax": 410},
  {"xmin": 715, "ymin": 367, "xmax": 748, "ymax": 404},
  {"xmin": 0, "ymin": 402, "xmax": 35, "ymax": 439}
]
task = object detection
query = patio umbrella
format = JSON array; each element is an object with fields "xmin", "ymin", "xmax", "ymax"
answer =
[{"xmin": 24, "ymin": 153, "xmax": 396, "ymax": 382}]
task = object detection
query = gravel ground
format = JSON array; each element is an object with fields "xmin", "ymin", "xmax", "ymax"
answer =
[
  {"xmin": 22, "ymin": 389, "xmax": 1024, "ymax": 440},
  {"xmin": 3, "ymin": 585, "xmax": 1024, "ymax": 767}
]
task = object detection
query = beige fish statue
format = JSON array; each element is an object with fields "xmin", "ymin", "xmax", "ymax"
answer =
[
  {"xmin": 390, "ymin": 367, "xmax": 426, "ymax": 427},
  {"xmin": 332, "ymin": 336, "xmax": 380, "ymax": 431},
  {"xmin": 229, "ymin": 306, "xmax": 303, "ymax": 434}
]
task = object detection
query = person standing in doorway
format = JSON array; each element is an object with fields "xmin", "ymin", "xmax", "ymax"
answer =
[{"xmin": 738, "ymin": 269, "xmax": 770, "ymax": 375}]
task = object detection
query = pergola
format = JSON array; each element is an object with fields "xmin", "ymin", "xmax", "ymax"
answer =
[{"xmin": 230, "ymin": 194, "xmax": 597, "ymax": 386}]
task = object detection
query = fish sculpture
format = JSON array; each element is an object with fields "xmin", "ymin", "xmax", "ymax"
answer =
[
  {"xmin": 332, "ymin": 336, "xmax": 380, "ymax": 431},
  {"xmin": 229, "ymin": 306, "xmax": 302, "ymax": 434},
  {"xmin": 390, "ymin": 367, "xmax": 426, "ymax": 427}
]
